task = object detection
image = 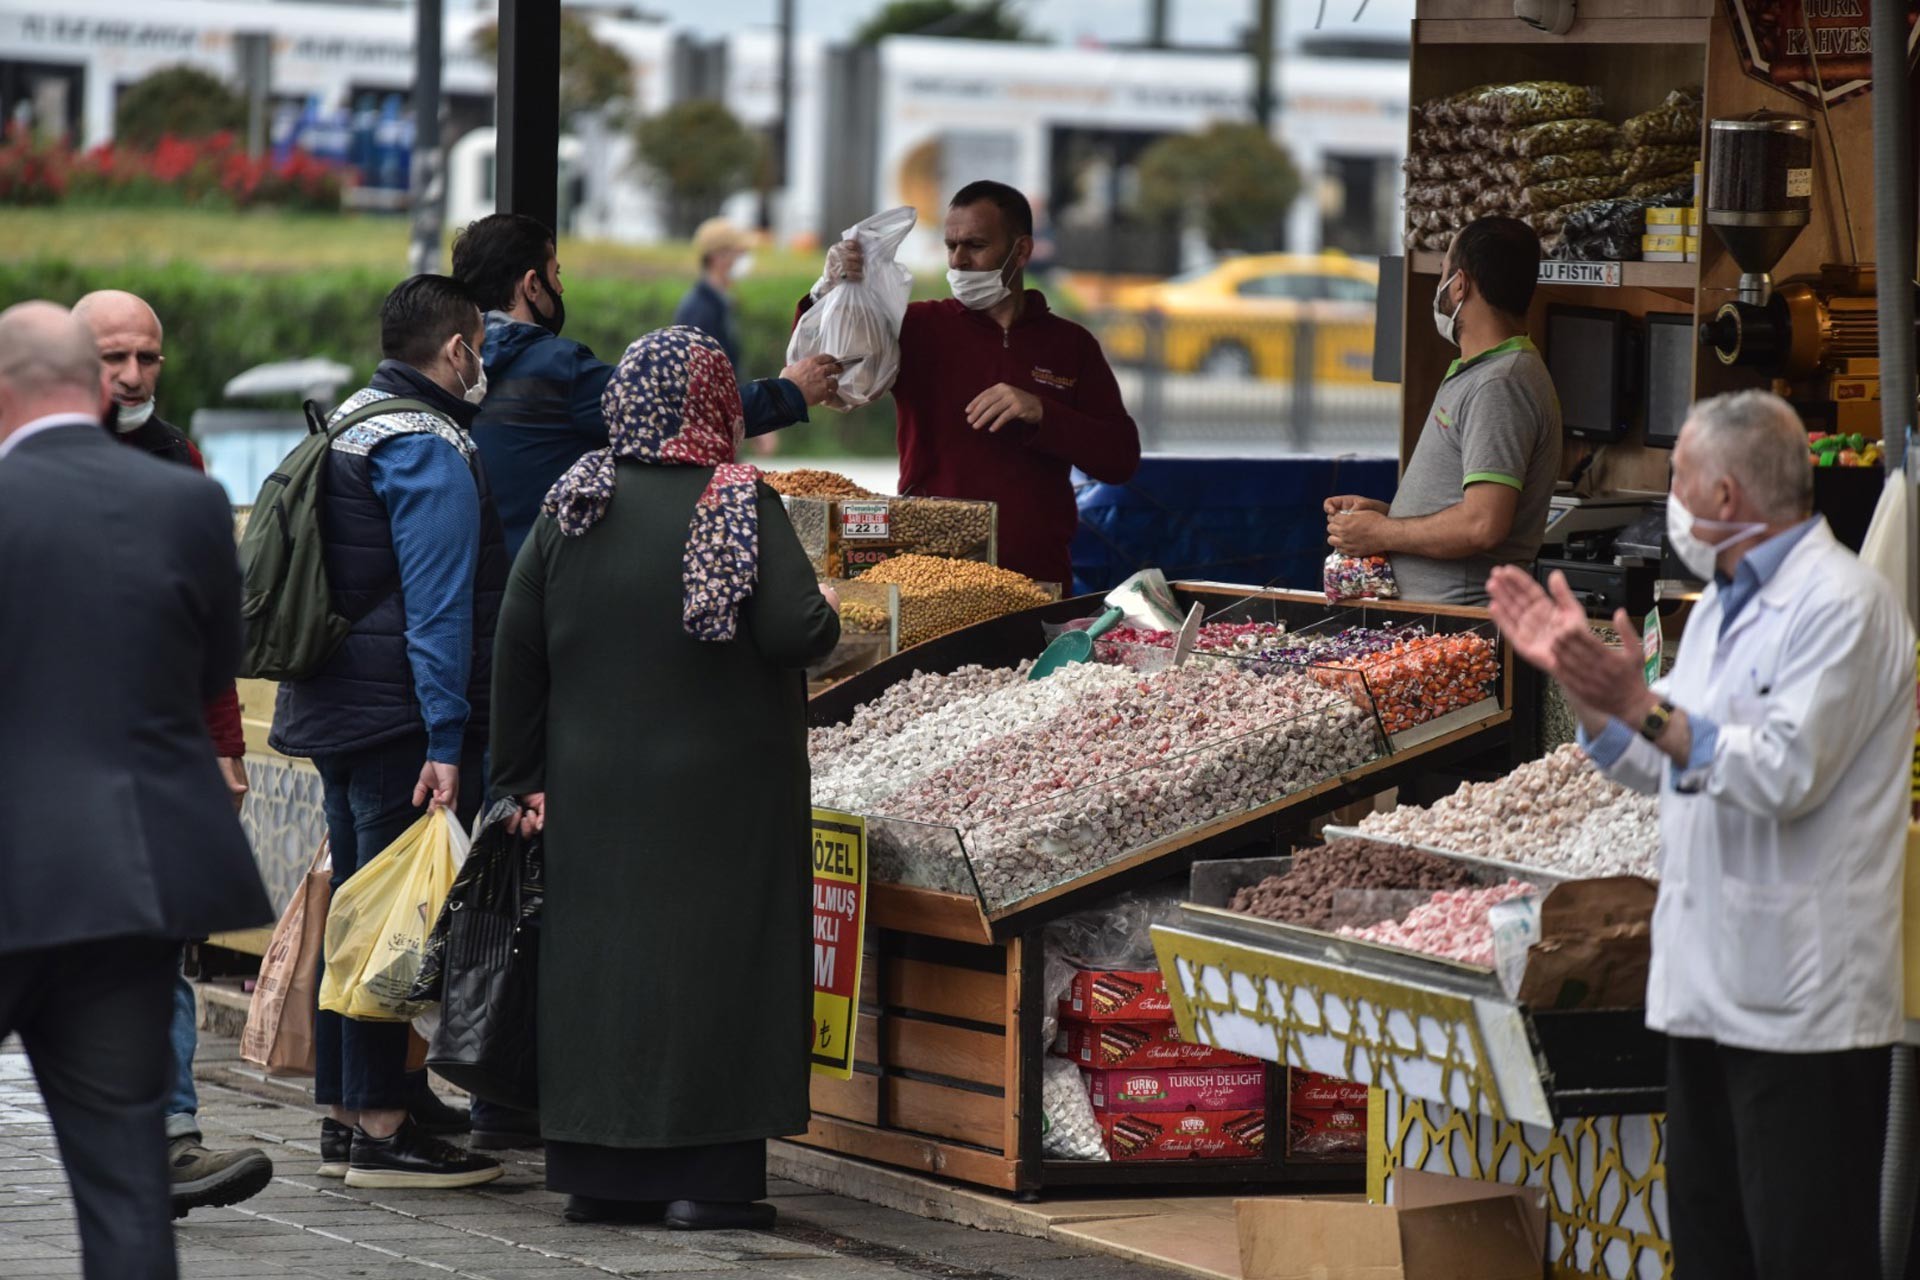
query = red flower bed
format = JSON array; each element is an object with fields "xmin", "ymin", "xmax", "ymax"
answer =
[{"xmin": 0, "ymin": 126, "xmax": 344, "ymax": 211}]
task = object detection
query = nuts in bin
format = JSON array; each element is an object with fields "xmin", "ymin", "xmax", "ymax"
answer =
[
  {"xmin": 888, "ymin": 498, "xmax": 993, "ymax": 559},
  {"xmin": 857, "ymin": 554, "xmax": 1052, "ymax": 647},
  {"xmin": 838, "ymin": 600, "xmax": 890, "ymax": 633},
  {"xmin": 763, "ymin": 468, "xmax": 876, "ymax": 499}
]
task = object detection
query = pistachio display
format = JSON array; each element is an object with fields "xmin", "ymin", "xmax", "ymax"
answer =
[
  {"xmin": 887, "ymin": 498, "xmax": 995, "ymax": 560},
  {"xmin": 858, "ymin": 554, "xmax": 1053, "ymax": 647}
]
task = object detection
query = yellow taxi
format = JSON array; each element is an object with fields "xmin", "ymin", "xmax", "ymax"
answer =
[{"xmin": 1096, "ymin": 253, "xmax": 1379, "ymax": 384}]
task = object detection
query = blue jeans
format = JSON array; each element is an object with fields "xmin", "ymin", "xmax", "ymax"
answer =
[
  {"xmin": 165, "ymin": 957, "xmax": 199, "ymax": 1142},
  {"xmin": 313, "ymin": 733, "xmax": 482, "ymax": 1111}
]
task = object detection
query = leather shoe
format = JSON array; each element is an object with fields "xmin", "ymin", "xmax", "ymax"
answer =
[
  {"xmin": 564, "ymin": 1194, "xmax": 668, "ymax": 1224},
  {"xmin": 345, "ymin": 1119, "xmax": 502, "ymax": 1190},
  {"xmin": 406, "ymin": 1083, "xmax": 472, "ymax": 1136},
  {"xmin": 665, "ymin": 1200, "xmax": 776, "ymax": 1231},
  {"xmin": 317, "ymin": 1118, "xmax": 352, "ymax": 1178}
]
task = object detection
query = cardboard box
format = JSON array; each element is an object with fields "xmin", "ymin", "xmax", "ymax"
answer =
[
  {"xmin": 1088, "ymin": 1065, "xmax": 1268, "ymax": 1114},
  {"xmin": 1102, "ymin": 1108, "xmax": 1265, "ymax": 1161},
  {"xmin": 1289, "ymin": 1069, "xmax": 1369, "ymax": 1110},
  {"xmin": 1287, "ymin": 1070, "xmax": 1367, "ymax": 1160},
  {"xmin": 1517, "ymin": 876, "xmax": 1655, "ymax": 1011},
  {"xmin": 1061, "ymin": 968, "xmax": 1173, "ymax": 1022},
  {"xmin": 1238, "ymin": 1171, "xmax": 1547, "ymax": 1279},
  {"xmin": 1057, "ymin": 1020, "xmax": 1261, "ymax": 1070}
]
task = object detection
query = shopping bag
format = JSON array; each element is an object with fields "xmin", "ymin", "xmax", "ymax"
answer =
[
  {"xmin": 240, "ymin": 839, "xmax": 333, "ymax": 1076},
  {"xmin": 318, "ymin": 808, "xmax": 468, "ymax": 1022},
  {"xmin": 422, "ymin": 799, "xmax": 543, "ymax": 1110},
  {"xmin": 786, "ymin": 205, "xmax": 917, "ymax": 410}
]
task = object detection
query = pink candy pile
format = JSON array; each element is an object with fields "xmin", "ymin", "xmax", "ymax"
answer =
[{"xmin": 1337, "ymin": 880, "xmax": 1538, "ymax": 966}]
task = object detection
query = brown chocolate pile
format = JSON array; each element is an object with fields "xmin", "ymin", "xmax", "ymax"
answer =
[{"xmin": 1229, "ymin": 839, "xmax": 1479, "ymax": 932}]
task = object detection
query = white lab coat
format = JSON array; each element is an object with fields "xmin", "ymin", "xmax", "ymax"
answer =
[{"xmin": 1596, "ymin": 520, "xmax": 1915, "ymax": 1052}]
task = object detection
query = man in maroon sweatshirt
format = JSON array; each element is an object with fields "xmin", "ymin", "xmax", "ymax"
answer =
[{"xmin": 800, "ymin": 181, "xmax": 1140, "ymax": 587}]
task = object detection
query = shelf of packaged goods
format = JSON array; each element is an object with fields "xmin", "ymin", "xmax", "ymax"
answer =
[{"xmin": 1409, "ymin": 251, "xmax": 1697, "ymax": 293}]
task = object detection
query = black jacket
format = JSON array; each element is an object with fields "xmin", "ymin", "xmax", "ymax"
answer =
[{"xmin": 0, "ymin": 423, "xmax": 271, "ymax": 955}]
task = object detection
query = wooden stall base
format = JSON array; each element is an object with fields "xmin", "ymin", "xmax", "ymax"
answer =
[{"xmin": 795, "ymin": 1114, "xmax": 1022, "ymax": 1192}]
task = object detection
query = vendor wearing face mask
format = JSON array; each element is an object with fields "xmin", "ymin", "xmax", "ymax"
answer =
[
  {"xmin": 804, "ymin": 181, "xmax": 1141, "ymax": 587},
  {"xmin": 1324, "ymin": 216, "xmax": 1561, "ymax": 606}
]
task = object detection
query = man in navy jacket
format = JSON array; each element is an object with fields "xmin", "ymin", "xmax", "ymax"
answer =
[{"xmin": 452, "ymin": 215, "xmax": 842, "ymax": 556}]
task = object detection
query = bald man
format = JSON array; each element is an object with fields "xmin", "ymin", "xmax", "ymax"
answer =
[
  {"xmin": 0, "ymin": 301, "xmax": 272, "ymax": 1280},
  {"xmin": 72, "ymin": 290, "xmax": 271, "ymax": 1219}
]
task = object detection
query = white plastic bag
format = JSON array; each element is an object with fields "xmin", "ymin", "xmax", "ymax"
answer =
[
  {"xmin": 788, "ymin": 205, "xmax": 917, "ymax": 410},
  {"xmin": 1040, "ymin": 1056, "xmax": 1110, "ymax": 1161}
]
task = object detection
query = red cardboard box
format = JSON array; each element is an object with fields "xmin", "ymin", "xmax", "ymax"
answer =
[
  {"xmin": 1061, "ymin": 968, "xmax": 1172, "ymax": 1023},
  {"xmin": 1289, "ymin": 1069, "xmax": 1370, "ymax": 1111},
  {"xmin": 1287, "ymin": 1069, "xmax": 1367, "ymax": 1160},
  {"xmin": 1102, "ymin": 1108, "xmax": 1265, "ymax": 1161},
  {"xmin": 1058, "ymin": 1021, "xmax": 1261, "ymax": 1070},
  {"xmin": 1088, "ymin": 1065, "xmax": 1269, "ymax": 1114}
]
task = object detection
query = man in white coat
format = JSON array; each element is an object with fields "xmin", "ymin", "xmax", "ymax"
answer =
[{"xmin": 1486, "ymin": 389, "xmax": 1912, "ymax": 1280}]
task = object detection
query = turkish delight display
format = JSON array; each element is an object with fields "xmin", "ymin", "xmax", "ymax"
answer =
[
  {"xmin": 1099, "ymin": 1109, "xmax": 1266, "ymax": 1161},
  {"xmin": 1339, "ymin": 880, "xmax": 1540, "ymax": 966},
  {"xmin": 1057, "ymin": 1021, "xmax": 1260, "ymax": 1071},
  {"xmin": 1357, "ymin": 743, "xmax": 1661, "ymax": 878},
  {"xmin": 1227, "ymin": 838, "xmax": 1481, "ymax": 932},
  {"xmin": 1087, "ymin": 1065, "xmax": 1268, "ymax": 1114},
  {"xmin": 1061, "ymin": 968, "xmax": 1173, "ymax": 1024},
  {"xmin": 1288, "ymin": 1069, "xmax": 1369, "ymax": 1160}
]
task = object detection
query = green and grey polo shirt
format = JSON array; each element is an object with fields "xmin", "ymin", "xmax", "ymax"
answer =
[{"xmin": 1388, "ymin": 335, "xmax": 1561, "ymax": 606}]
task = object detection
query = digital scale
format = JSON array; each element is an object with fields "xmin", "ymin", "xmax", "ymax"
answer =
[{"xmin": 1538, "ymin": 492, "xmax": 1673, "ymax": 620}]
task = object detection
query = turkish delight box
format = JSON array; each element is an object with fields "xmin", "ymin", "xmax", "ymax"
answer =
[
  {"xmin": 1061, "ymin": 968, "xmax": 1173, "ymax": 1023},
  {"xmin": 1087, "ymin": 1065, "xmax": 1269, "ymax": 1114},
  {"xmin": 1057, "ymin": 1021, "xmax": 1261, "ymax": 1071},
  {"xmin": 1101, "ymin": 1108, "xmax": 1265, "ymax": 1161}
]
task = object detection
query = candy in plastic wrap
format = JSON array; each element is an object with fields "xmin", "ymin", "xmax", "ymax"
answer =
[
  {"xmin": 1621, "ymin": 88, "xmax": 1703, "ymax": 147},
  {"xmin": 1324, "ymin": 553, "xmax": 1399, "ymax": 604}
]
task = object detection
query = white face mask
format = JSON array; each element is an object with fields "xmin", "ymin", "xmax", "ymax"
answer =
[
  {"xmin": 947, "ymin": 246, "xmax": 1018, "ymax": 311},
  {"xmin": 729, "ymin": 252, "xmax": 754, "ymax": 282},
  {"xmin": 112, "ymin": 398, "xmax": 156, "ymax": 432},
  {"xmin": 456, "ymin": 340, "xmax": 488, "ymax": 406},
  {"xmin": 1432, "ymin": 271, "xmax": 1465, "ymax": 346},
  {"xmin": 1665, "ymin": 489, "xmax": 1767, "ymax": 580}
]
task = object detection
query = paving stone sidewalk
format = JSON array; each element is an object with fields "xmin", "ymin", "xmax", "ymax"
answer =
[{"xmin": 0, "ymin": 1035, "xmax": 1179, "ymax": 1280}]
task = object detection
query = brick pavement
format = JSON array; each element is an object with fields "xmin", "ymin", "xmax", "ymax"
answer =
[{"xmin": 0, "ymin": 1035, "xmax": 1183, "ymax": 1280}]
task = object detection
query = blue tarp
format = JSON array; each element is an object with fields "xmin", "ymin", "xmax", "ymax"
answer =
[{"xmin": 1071, "ymin": 454, "xmax": 1399, "ymax": 596}]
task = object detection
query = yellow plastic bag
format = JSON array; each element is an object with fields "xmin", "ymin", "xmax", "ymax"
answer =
[{"xmin": 319, "ymin": 808, "xmax": 467, "ymax": 1022}]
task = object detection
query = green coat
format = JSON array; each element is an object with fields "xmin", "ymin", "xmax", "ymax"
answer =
[{"xmin": 490, "ymin": 464, "xmax": 840, "ymax": 1148}]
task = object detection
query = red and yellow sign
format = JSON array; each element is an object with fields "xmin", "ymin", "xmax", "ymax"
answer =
[
  {"xmin": 1723, "ymin": 1, "xmax": 1919, "ymax": 108},
  {"xmin": 810, "ymin": 808, "xmax": 867, "ymax": 1079}
]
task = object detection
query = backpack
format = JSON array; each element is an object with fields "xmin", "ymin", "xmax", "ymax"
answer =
[{"xmin": 236, "ymin": 396, "xmax": 444, "ymax": 681}]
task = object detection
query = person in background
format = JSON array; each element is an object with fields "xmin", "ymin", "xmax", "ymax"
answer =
[
  {"xmin": 1324, "ymin": 216, "xmax": 1560, "ymax": 605},
  {"xmin": 490, "ymin": 327, "xmax": 840, "ymax": 1231},
  {"xmin": 68, "ymin": 289, "xmax": 275, "ymax": 1218},
  {"xmin": 0, "ymin": 301, "xmax": 273, "ymax": 1278},
  {"xmin": 672, "ymin": 217, "xmax": 758, "ymax": 372},
  {"xmin": 452, "ymin": 214, "xmax": 842, "ymax": 557},
  {"xmin": 269, "ymin": 275, "xmax": 506, "ymax": 1191},
  {"xmin": 1487, "ymin": 391, "xmax": 1910, "ymax": 1280},
  {"xmin": 805, "ymin": 180, "xmax": 1140, "ymax": 587}
]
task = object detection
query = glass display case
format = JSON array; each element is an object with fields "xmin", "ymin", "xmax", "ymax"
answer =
[{"xmin": 781, "ymin": 494, "xmax": 997, "ymax": 580}]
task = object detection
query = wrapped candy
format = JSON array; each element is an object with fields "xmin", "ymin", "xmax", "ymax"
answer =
[{"xmin": 1324, "ymin": 553, "xmax": 1399, "ymax": 604}]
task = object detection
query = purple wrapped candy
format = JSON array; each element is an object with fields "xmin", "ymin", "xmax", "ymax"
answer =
[{"xmin": 1323, "ymin": 553, "xmax": 1400, "ymax": 605}]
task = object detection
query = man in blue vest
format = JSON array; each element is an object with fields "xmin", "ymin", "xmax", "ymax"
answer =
[
  {"xmin": 269, "ymin": 275, "xmax": 505, "ymax": 1190},
  {"xmin": 452, "ymin": 214, "xmax": 842, "ymax": 557}
]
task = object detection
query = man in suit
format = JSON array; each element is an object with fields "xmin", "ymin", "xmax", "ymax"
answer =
[{"xmin": 0, "ymin": 301, "xmax": 273, "ymax": 1279}]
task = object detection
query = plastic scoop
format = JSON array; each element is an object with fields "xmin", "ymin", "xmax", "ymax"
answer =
[{"xmin": 1030, "ymin": 606, "xmax": 1124, "ymax": 680}]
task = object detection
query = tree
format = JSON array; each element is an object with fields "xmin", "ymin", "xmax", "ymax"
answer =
[
  {"xmin": 473, "ymin": 12, "xmax": 635, "ymax": 125},
  {"xmin": 632, "ymin": 100, "xmax": 763, "ymax": 238},
  {"xmin": 856, "ymin": 0, "xmax": 1031, "ymax": 43},
  {"xmin": 1135, "ymin": 123, "xmax": 1302, "ymax": 254},
  {"xmin": 113, "ymin": 66, "xmax": 247, "ymax": 147}
]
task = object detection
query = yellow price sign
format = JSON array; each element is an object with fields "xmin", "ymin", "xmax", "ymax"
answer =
[{"xmin": 810, "ymin": 808, "xmax": 867, "ymax": 1079}]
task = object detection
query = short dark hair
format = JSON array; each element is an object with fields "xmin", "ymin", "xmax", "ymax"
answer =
[
  {"xmin": 949, "ymin": 180, "xmax": 1033, "ymax": 239},
  {"xmin": 1450, "ymin": 217, "xmax": 1540, "ymax": 318},
  {"xmin": 450, "ymin": 213, "xmax": 555, "ymax": 313},
  {"xmin": 381, "ymin": 275, "xmax": 481, "ymax": 367}
]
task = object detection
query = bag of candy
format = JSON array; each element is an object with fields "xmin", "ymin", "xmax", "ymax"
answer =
[{"xmin": 1324, "ymin": 553, "xmax": 1400, "ymax": 604}]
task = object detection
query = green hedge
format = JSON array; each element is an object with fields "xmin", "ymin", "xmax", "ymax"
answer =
[{"xmin": 0, "ymin": 260, "xmax": 900, "ymax": 458}]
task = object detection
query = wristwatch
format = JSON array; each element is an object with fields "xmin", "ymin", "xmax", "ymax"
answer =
[{"xmin": 1638, "ymin": 699, "xmax": 1675, "ymax": 743}]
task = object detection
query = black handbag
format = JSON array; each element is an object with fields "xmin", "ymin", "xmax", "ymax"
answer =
[{"xmin": 418, "ymin": 799, "xmax": 543, "ymax": 1110}]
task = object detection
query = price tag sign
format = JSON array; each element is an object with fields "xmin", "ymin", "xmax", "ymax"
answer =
[
  {"xmin": 1538, "ymin": 260, "xmax": 1623, "ymax": 288},
  {"xmin": 840, "ymin": 500, "xmax": 892, "ymax": 540},
  {"xmin": 1642, "ymin": 609, "xmax": 1663, "ymax": 685},
  {"xmin": 810, "ymin": 808, "xmax": 867, "ymax": 1079}
]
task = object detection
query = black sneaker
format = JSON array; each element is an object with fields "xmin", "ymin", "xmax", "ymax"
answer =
[
  {"xmin": 169, "ymin": 1138, "xmax": 274, "ymax": 1219},
  {"xmin": 344, "ymin": 1119, "xmax": 503, "ymax": 1190},
  {"xmin": 470, "ymin": 1109, "xmax": 544, "ymax": 1151},
  {"xmin": 317, "ymin": 1118, "xmax": 351, "ymax": 1179}
]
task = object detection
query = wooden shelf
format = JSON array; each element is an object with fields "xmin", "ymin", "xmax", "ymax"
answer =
[{"xmin": 1409, "ymin": 251, "xmax": 1697, "ymax": 292}]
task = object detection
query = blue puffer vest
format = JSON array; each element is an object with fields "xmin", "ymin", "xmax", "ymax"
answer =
[{"xmin": 270, "ymin": 390, "xmax": 508, "ymax": 760}]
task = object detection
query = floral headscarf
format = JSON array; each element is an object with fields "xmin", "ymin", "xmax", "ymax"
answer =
[{"xmin": 542, "ymin": 326, "xmax": 758, "ymax": 642}]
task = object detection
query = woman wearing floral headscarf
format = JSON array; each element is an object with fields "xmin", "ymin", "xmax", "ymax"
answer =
[{"xmin": 489, "ymin": 327, "xmax": 840, "ymax": 1230}]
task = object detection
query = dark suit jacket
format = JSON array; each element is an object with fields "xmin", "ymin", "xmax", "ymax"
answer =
[{"xmin": 0, "ymin": 422, "xmax": 272, "ymax": 956}]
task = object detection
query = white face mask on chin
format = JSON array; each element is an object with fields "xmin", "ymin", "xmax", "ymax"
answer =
[
  {"xmin": 947, "ymin": 246, "xmax": 1018, "ymax": 311},
  {"xmin": 455, "ymin": 340, "xmax": 488, "ymax": 406},
  {"xmin": 1665, "ymin": 490, "xmax": 1767, "ymax": 580},
  {"xmin": 113, "ymin": 398, "xmax": 155, "ymax": 432}
]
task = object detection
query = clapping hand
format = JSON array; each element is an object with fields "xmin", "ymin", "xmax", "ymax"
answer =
[{"xmin": 1487, "ymin": 566, "xmax": 1649, "ymax": 720}]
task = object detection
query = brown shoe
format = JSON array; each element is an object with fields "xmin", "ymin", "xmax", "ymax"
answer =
[{"xmin": 169, "ymin": 1138, "xmax": 274, "ymax": 1218}]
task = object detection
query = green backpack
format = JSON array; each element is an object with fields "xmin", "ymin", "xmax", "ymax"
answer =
[{"xmin": 236, "ymin": 396, "xmax": 441, "ymax": 680}]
